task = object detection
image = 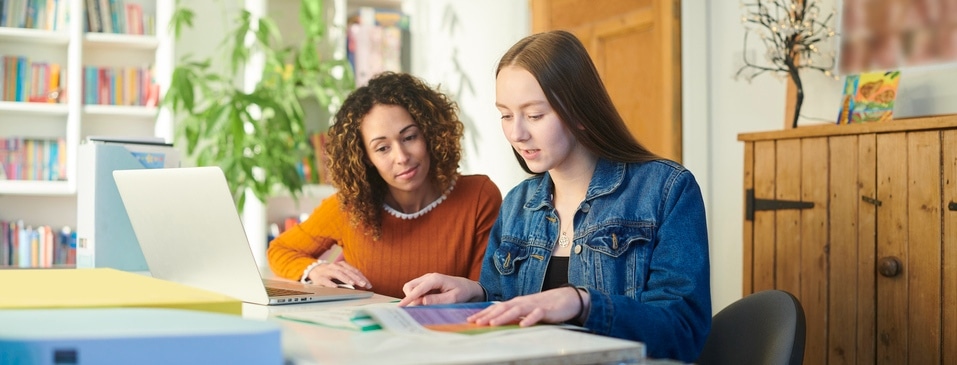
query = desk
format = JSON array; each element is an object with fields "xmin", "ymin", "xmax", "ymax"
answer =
[{"xmin": 243, "ymin": 296, "xmax": 651, "ymax": 365}]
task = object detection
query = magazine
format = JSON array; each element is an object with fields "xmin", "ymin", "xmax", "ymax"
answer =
[{"xmin": 280, "ymin": 301, "xmax": 582, "ymax": 336}]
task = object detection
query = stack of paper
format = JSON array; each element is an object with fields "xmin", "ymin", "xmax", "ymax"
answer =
[{"xmin": 0, "ymin": 268, "xmax": 242, "ymax": 315}]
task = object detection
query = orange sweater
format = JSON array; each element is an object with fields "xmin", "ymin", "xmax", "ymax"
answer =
[{"xmin": 267, "ymin": 175, "xmax": 502, "ymax": 298}]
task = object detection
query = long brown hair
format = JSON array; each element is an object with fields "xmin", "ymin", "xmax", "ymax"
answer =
[
  {"xmin": 325, "ymin": 72, "xmax": 463, "ymax": 239},
  {"xmin": 496, "ymin": 30, "xmax": 659, "ymax": 174}
]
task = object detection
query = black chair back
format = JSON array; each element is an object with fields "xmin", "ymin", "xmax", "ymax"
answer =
[{"xmin": 696, "ymin": 289, "xmax": 806, "ymax": 365}]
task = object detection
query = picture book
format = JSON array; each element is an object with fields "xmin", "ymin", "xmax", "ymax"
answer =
[
  {"xmin": 280, "ymin": 301, "xmax": 534, "ymax": 336},
  {"xmin": 836, "ymin": 70, "xmax": 901, "ymax": 124},
  {"xmin": 373, "ymin": 302, "xmax": 513, "ymax": 334}
]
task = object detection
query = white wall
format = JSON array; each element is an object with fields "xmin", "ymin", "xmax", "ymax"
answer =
[{"xmin": 402, "ymin": 0, "xmax": 530, "ymax": 193}]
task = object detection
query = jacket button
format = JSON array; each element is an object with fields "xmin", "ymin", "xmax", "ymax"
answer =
[
  {"xmin": 574, "ymin": 245, "xmax": 582, "ymax": 254},
  {"xmin": 581, "ymin": 203, "xmax": 590, "ymax": 213}
]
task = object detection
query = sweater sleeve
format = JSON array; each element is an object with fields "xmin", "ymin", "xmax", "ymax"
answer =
[
  {"xmin": 467, "ymin": 176, "xmax": 502, "ymax": 280},
  {"xmin": 266, "ymin": 195, "xmax": 343, "ymax": 280}
]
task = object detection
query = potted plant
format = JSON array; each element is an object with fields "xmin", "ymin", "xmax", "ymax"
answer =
[{"xmin": 163, "ymin": 0, "xmax": 354, "ymax": 209}]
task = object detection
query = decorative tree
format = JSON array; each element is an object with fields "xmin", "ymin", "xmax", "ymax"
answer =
[{"xmin": 736, "ymin": 0, "xmax": 838, "ymax": 128}]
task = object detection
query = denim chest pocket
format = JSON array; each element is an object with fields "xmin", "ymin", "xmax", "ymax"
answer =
[
  {"xmin": 583, "ymin": 224, "xmax": 654, "ymax": 258},
  {"xmin": 492, "ymin": 240, "xmax": 529, "ymax": 276}
]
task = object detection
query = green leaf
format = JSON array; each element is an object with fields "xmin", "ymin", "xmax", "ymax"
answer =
[
  {"xmin": 169, "ymin": 5, "xmax": 195, "ymax": 40},
  {"xmin": 300, "ymin": 0, "xmax": 325, "ymax": 38},
  {"xmin": 166, "ymin": 0, "xmax": 357, "ymax": 208}
]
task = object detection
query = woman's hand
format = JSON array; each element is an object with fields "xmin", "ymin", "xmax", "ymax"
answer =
[
  {"xmin": 305, "ymin": 261, "xmax": 372, "ymax": 290},
  {"xmin": 399, "ymin": 273, "xmax": 484, "ymax": 306},
  {"xmin": 468, "ymin": 286, "xmax": 588, "ymax": 327}
]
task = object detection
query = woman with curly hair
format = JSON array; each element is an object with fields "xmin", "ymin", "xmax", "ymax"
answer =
[{"xmin": 267, "ymin": 72, "xmax": 502, "ymax": 298}]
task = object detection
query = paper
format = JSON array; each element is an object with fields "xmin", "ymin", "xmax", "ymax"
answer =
[
  {"xmin": 0, "ymin": 268, "xmax": 242, "ymax": 315},
  {"xmin": 278, "ymin": 305, "xmax": 383, "ymax": 332}
]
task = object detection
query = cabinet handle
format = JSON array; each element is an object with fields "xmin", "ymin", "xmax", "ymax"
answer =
[{"xmin": 878, "ymin": 256, "xmax": 902, "ymax": 277}]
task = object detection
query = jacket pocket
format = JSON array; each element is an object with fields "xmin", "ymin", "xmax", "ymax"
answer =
[
  {"xmin": 583, "ymin": 224, "xmax": 654, "ymax": 258},
  {"xmin": 492, "ymin": 240, "xmax": 529, "ymax": 276}
]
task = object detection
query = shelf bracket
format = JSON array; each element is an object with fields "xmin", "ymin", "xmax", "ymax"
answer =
[{"xmin": 745, "ymin": 189, "xmax": 815, "ymax": 221}]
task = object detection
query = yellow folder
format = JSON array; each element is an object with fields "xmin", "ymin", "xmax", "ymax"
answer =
[{"xmin": 0, "ymin": 268, "xmax": 241, "ymax": 315}]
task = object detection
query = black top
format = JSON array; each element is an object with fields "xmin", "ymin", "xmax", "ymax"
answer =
[{"xmin": 542, "ymin": 256, "xmax": 570, "ymax": 290}]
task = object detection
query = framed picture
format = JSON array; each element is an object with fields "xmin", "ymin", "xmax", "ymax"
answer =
[
  {"xmin": 838, "ymin": 0, "xmax": 957, "ymax": 74},
  {"xmin": 837, "ymin": 71, "xmax": 901, "ymax": 124}
]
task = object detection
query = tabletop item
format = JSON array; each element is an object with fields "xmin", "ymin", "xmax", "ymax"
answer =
[
  {"xmin": 112, "ymin": 166, "xmax": 372, "ymax": 305},
  {"xmin": 0, "ymin": 307, "xmax": 282, "ymax": 365}
]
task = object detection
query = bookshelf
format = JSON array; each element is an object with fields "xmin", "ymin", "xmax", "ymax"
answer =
[{"xmin": 0, "ymin": 0, "xmax": 173, "ymax": 268}]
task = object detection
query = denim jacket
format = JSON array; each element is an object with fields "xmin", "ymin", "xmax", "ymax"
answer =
[{"xmin": 478, "ymin": 158, "xmax": 711, "ymax": 362}]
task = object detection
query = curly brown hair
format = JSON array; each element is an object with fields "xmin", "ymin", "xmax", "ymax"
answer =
[{"xmin": 325, "ymin": 72, "xmax": 463, "ymax": 240}]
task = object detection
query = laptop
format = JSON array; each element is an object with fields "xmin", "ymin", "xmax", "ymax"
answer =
[{"xmin": 112, "ymin": 166, "xmax": 372, "ymax": 305}]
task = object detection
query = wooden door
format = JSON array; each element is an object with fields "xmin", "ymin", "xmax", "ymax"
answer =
[
  {"xmin": 744, "ymin": 137, "xmax": 829, "ymax": 365},
  {"xmin": 530, "ymin": 0, "xmax": 682, "ymax": 162},
  {"xmin": 827, "ymin": 133, "xmax": 877, "ymax": 365},
  {"xmin": 874, "ymin": 131, "xmax": 942, "ymax": 365}
]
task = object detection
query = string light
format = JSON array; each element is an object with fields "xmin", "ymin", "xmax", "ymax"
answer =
[{"xmin": 735, "ymin": 0, "xmax": 838, "ymax": 128}]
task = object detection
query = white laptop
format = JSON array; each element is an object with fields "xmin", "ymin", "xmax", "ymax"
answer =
[{"xmin": 112, "ymin": 166, "xmax": 372, "ymax": 305}]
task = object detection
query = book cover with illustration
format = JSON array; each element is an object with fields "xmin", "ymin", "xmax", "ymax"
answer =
[{"xmin": 837, "ymin": 70, "xmax": 901, "ymax": 124}]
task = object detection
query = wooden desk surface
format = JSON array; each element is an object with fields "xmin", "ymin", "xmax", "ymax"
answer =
[{"xmin": 243, "ymin": 295, "xmax": 653, "ymax": 365}]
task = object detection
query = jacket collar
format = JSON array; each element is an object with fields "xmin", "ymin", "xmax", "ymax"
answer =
[{"xmin": 524, "ymin": 158, "xmax": 625, "ymax": 210}]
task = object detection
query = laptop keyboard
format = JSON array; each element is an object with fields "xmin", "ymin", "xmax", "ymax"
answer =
[{"xmin": 266, "ymin": 286, "xmax": 312, "ymax": 296}]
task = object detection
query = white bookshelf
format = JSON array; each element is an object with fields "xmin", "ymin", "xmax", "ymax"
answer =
[{"xmin": 0, "ymin": 0, "xmax": 173, "ymax": 238}]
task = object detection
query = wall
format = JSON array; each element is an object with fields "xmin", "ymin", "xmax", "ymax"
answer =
[{"xmin": 402, "ymin": 0, "xmax": 531, "ymax": 192}]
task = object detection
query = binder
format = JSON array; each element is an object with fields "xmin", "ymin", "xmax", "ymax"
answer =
[{"xmin": 76, "ymin": 140, "xmax": 180, "ymax": 272}]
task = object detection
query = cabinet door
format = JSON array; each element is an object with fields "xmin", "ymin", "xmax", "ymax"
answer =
[
  {"xmin": 745, "ymin": 137, "xmax": 829, "ymax": 364},
  {"xmin": 828, "ymin": 133, "xmax": 877, "ymax": 365},
  {"xmin": 875, "ymin": 131, "xmax": 942, "ymax": 365},
  {"xmin": 944, "ymin": 130, "xmax": 957, "ymax": 365}
]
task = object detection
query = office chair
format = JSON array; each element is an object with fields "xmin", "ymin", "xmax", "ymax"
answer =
[{"xmin": 696, "ymin": 289, "xmax": 806, "ymax": 365}]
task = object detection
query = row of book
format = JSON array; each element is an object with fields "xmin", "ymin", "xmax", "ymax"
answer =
[
  {"xmin": 0, "ymin": 137, "xmax": 67, "ymax": 181},
  {"xmin": 83, "ymin": 65, "xmax": 158, "ymax": 107},
  {"xmin": 0, "ymin": 0, "xmax": 70, "ymax": 31},
  {"xmin": 0, "ymin": 220, "xmax": 76, "ymax": 268},
  {"xmin": 84, "ymin": 0, "xmax": 153, "ymax": 35},
  {"xmin": 347, "ymin": 7, "xmax": 409, "ymax": 87},
  {"xmin": 2, "ymin": 56, "xmax": 63, "ymax": 103},
  {"xmin": 300, "ymin": 131, "xmax": 331, "ymax": 186}
]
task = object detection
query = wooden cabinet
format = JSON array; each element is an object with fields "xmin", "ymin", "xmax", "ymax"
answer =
[{"xmin": 739, "ymin": 115, "xmax": 957, "ymax": 365}]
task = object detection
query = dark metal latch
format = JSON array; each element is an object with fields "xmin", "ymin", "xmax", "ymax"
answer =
[{"xmin": 745, "ymin": 189, "xmax": 815, "ymax": 221}]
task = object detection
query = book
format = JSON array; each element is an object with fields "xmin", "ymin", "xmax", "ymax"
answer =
[
  {"xmin": 0, "ymin": 268, "xmax": 242, "ymax": 315},
  {"xmin": 369, "ymin": 302, "xmax": 512, "ymax": 334},
  {"xmin": 281, "ymin": 301, "xmax": 533, "ymax": 336},
  {"xmin": 837, "ymin": 70, "xmax": 901, "ymax": 124}
]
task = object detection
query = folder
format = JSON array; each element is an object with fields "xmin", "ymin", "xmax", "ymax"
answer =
[
  {"xmin": 0, "ymin": 268, "xmax": 242, "ymax": 315},
  {"xmin": 0, "ymin": 307, "xmax": 281, "ymax": 365},
  {"xmin": 76, "ymin": 140, "xmax": 180, "ymax": 272}
]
